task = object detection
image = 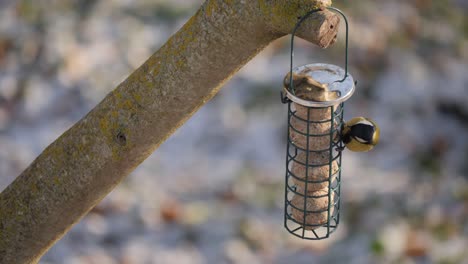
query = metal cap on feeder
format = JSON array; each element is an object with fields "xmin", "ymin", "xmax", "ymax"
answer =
[
  {"xmin": 282, "ymin": 6, "xmax": 353, "ymax": 240},
  {"xmin": 283, "ymin": 63, "xmax": 355, "ymax": 108}
]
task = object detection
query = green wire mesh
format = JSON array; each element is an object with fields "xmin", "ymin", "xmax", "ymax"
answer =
[
  {"xmin": 283, "ymin": 102, "xmax": 344, "ymax": 239},
  {"xmin": 281, "ymin": 6, "xmax": 351, "ymax": 240}
]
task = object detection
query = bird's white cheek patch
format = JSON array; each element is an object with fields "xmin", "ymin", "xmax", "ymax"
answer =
[
  {"xmin": 355, "ymin": 136, "xmax": 368, "ymax": 143},
  {"xmin": 356, "ymin": 120, "xmax": 373, "ymax": 127}
]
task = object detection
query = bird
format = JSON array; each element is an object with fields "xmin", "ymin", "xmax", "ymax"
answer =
[
  {"xmin": 341, "ymin": 117, "xmax": 380, "ymax": 152},
  {"xmin": 283, "ymin": 72, "xmax": 340, "ymax": 102}
]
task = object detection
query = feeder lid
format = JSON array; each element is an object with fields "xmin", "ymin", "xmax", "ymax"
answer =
[{"xmin": 284, "ymin": 63, "xmax": 355, "ymax": 107}]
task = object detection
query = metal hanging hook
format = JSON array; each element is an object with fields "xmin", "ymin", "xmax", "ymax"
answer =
[{"xmin": 288, "ymin": 6, "xmax": 350, "ymax": 95}]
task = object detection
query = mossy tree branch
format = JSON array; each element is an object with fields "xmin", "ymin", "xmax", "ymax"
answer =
[{"xmin": 0, "ymin": 0, "xmax": 339, "ymax": 263}]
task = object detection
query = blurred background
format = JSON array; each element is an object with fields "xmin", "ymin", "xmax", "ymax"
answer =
[{"xmin": 1, "ymin": 0, "xmax": 467, "ymax": 263}]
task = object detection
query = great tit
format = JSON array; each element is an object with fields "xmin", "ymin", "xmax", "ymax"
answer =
[{"xmin": 341, "ymin": 117, "xmax": 380, "ymax": 152}]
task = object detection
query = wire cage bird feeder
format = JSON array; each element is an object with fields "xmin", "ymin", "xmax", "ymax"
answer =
[{"xmin": 281, "ymin": 7, "xmax": 354, "ymax": 240}]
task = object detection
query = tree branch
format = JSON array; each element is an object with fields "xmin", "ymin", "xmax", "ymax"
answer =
[{"xmin": 0, "ymin": 0, "xmax": 339, "ymax": 262}]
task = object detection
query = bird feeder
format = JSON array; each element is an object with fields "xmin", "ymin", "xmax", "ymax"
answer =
[{"xmin": 281, "ymin": 7, "xmax": 354, "ymax": 240}]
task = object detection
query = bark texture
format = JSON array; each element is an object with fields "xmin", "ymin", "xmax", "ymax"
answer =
[{"xmin": 0, "ymin": 0, "xmax": 339, "ymax": 263}]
